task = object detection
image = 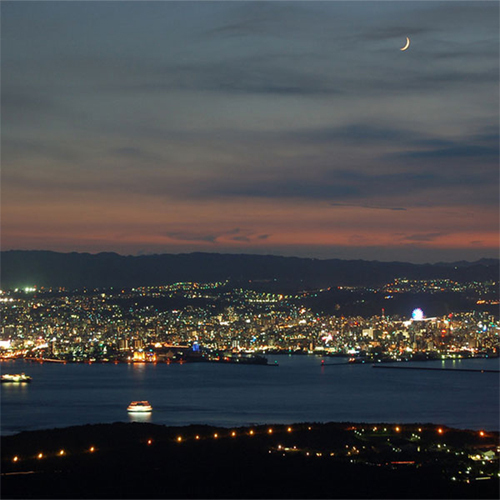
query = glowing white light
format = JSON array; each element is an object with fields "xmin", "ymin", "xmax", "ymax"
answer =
[{"xmin": 412, "ymin": 308, "xmax": 424, "ymax": 321}]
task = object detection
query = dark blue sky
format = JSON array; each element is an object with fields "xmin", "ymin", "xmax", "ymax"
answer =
[{"xmin": 2, "ymin": 1, "xmax": 498, "ymax": 262}]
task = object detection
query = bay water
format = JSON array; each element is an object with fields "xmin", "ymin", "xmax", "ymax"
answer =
[{"xmin": 1, "ymin": 355, "xmax": 498, "ymax": 435}]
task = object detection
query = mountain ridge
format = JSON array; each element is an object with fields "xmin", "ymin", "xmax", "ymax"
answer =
[{"xmin": 1, "ymin": 250, "xmax": 498, "ymax": 290}]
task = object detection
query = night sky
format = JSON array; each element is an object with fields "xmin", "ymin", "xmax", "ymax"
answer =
[{"xmin": 2, "ymin": 1, "xmax": 498, "ymax": 263}]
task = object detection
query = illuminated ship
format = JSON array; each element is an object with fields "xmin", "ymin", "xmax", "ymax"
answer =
[
  {"xmin": 127, "ymin": 401, "xmax": 153, "ymax": 412},
  {"xmin": 1, "ymin": 373, "xmax": 32, "ymax": 383}
]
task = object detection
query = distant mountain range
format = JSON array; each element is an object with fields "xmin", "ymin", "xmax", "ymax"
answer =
[{"xmin": 1, "ymin": 250, "xmax": 498, "ymax": 291}]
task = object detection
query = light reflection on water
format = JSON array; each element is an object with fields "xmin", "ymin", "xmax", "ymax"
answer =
[
  {"xmin": 128, "ymin": 412, "xmax": 152, "ymax": 423},
  {"xmin": 1, "ymin": 355, "xmax": 498, "ymax": 435}
]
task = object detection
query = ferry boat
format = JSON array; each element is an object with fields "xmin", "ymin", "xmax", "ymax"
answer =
[
  {"xmin": 127, "ymin": 401, "xmax": 152, "ymax": 412},
  {"xmin": 1, "ymin": 373, "xmax": 32, "ymax": 383}
]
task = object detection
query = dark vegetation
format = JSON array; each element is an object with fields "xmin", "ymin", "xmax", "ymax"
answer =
[{"xmin": 2, "ymin": 422, "xmax": 498, "ymax": 499}]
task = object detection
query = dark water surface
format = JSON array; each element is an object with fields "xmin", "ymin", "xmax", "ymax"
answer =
[{"xmin": 1, "ymin": 356, "xmax": 498, "ymax": 435}]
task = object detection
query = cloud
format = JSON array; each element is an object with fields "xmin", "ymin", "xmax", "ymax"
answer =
[
  {"xmin": 362, "ymin": 26, "xmax": 431, "ymax": 41},
  {"xmin": 164, "ymin": 228, "xmax": 269, "ymax": 245},
  {"xmin": 330, "ymin": 203, "xmax": 407, "ymax": 212},
  {"xmin": 399, "ymin": 232, "xmax": 447, "ymax": 243},
  {"xmin": 166, "ymin": 232, "xmax": 218, "ymax": 244},
  {"xmin": 400, "ymin": 144, "xmax": 499, "ymax": 160}
]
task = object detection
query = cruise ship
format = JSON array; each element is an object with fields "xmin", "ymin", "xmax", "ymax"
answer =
[
  {"xmin": 1, "ymin": 373, "xmax": 32, "ymax": 383},
  {"xmin": 127, "ymin": 401, "xmax": 153, "ymax": 412}
]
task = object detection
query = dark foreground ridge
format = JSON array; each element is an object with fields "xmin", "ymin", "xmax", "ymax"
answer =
[{"xmin": 1, "ymin": 422, "xmax": 498, "ymax": 499}]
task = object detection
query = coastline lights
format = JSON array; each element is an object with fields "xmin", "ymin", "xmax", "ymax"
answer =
[
  {"xmin": 437, "ymin": 428, "xmax": 444, "ymax": 435},
  {"xmin": 268, "ymin": 428, "xmax": 273, "ymax": 434},
  {"xmin": 213, "ymin": 433, "xmax": 218, "ymax": 439},
  {"xmin": 231, "ymin": 431, "xmax": 236, "ymax": 437},
  {"xmin": 287, "ymin": 427, "xmax": 292, "ymax": 433},
  {"xmin": 89, "ymin": 446, "xmax": 95, "ymax": 452},
  {"xmin": 147, "ymin": 439, "xmax": 153, "ymax": 445},
  {"xmin": 13, "ymin": 456, "xmax": 19, "ymax": 462},
  {"xmin": 177, "ymin": 436, "xmax": 182, "ymax": 442},
  {"xmin": 249, "ymin": 430, "xmax": 254, "ymax": 435},
  {"xmin": 59, "ymin": 449, "xmax": 65, "ymax": 456},
  {"xmin": 37, "ymin": 453, "xmax": 43, "ymax": 459}
]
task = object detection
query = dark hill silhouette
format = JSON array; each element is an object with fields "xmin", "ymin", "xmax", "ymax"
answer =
[{"xmin": 0, "ymin": 250, "xmax": 498, "ymax": 290}]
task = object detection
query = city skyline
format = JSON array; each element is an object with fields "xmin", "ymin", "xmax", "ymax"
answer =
[{"xmin": 2, "ymin": 1, "xmax": 499, "ymax": 263}]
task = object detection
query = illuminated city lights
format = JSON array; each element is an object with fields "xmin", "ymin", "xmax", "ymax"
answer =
[
  {"xmin": 0, "ymin": 280, "xmax": 496, "ymax": 364},
  {"xmin": 412, "ymin": 308, "xmax": 424, "ymax": 321}
]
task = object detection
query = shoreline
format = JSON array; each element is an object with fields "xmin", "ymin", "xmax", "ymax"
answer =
[{"xmin": 1, "ymin": 352, "xmax": 497, "ymax": 365}]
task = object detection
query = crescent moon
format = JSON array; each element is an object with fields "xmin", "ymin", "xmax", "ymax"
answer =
[{"xmin": 400, "ymin": 36, "xmax": 410, "ymax": 51}]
